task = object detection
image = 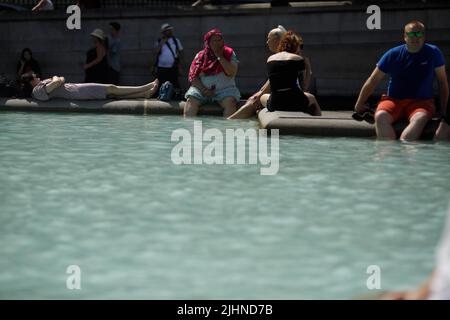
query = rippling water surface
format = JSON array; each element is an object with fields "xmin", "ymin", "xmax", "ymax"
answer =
[{"xmin": 0, "ymin": 112, "xmax": 449, "ymax": 299}]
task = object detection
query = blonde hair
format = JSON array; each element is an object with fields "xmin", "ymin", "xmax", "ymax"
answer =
[{"xmin": 270, "ymin": 25, "xmax": 287, "ymax": 38}]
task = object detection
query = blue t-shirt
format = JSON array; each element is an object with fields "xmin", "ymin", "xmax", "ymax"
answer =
[{"xmin": 377, "ymin": 43, "xmax": 445, "ymax": 99}]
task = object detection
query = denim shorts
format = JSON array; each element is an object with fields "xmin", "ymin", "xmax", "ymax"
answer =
[{"xmin": 185, "ymin": 85, "xmax": 241, "ymax": 104}]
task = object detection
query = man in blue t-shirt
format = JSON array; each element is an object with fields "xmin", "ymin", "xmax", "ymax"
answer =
[{"xmin": 354, "ymin": 21, "xmax": 449, "ymax": 140}]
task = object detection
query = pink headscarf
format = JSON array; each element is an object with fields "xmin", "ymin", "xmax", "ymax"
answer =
[{"xmin": 188, "ymin": 28, "xmax": 234, "ymax": 83}]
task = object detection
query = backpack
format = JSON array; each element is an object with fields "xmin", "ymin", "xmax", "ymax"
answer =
[
  {"xmin": 0, "ymin": 75, "xmax": 20, "ymax": 98},
  {"xmin": 158, "ymin": 81, "xmax": 174, "ymax": 101}
]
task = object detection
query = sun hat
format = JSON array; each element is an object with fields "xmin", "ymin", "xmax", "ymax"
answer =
[
  {"xmin": 161, "ymin": 23, "xmax": 173, "ymax": 32},
  {"xmin": 90, "ymin": 28, "xmax": 106, "ymax": 41}
]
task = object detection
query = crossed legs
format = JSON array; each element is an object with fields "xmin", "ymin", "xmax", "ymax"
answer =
[{"xmin": 106, "ymin": 79, "xmax": 159, "ymax": 99}]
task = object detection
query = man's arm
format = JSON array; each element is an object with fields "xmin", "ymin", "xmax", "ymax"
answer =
[
  {"xmin": 354, "ymin": 67, "xmax": 386, "ymax": 113},
  {"xmin": 153, "ymin": 38, "xmax": 167, "ymax": 55},
  {"xmin": 435, "ymin": 65, "xmax": 449, "ymax": 116},
  {"xmin": 45, "ymin": 76, "xmax": 65, "ymax": 94}
]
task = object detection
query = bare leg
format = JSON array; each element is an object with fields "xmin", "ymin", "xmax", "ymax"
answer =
[
  {"xmin": 113, "ymin": 91, "xmax": 154, "ymax": 99},
  {"xmin": 260, "ymin": 93, "xmax": 270, "ymax": 108},
  {"xmin": 228, "ymin": 96, "xmax": 259, "ymax": 119},
  {"xmin": 219, "ymin": 97, "xmax": 238, "ymax": 118},
  {"xmin": 107, "ymin": 79, "xmax": 159, "ymax": 98},
  {"xmin": 304, "ymin": 92, "xmax": 322, "ymax": 116},
  {"xmin": 375, "ymin": 111, "xmax": 396, "ymax": 140},
  {"xmin": 184, "ymin": 97, "xmax": 201, "ymax": 117},
  {"xmin": 400, "ymin": 112, "xmax": 430, "ymax": 141},
  {"xmin": 434, "ymin": 120, "xmax": 450, "ymax": 141}
]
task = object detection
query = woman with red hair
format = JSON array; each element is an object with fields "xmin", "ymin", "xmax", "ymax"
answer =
[
  {"xmin": 260, "ymin": 31, "xmax": 321, "ymax": 115},
  {"xmin": 184, "ymin": 29, "xmax": 240, "ymax": 117}
]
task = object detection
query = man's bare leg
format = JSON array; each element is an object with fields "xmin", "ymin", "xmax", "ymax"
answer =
[
  {"xmin": 434, "ymin": 120, "xmax": 450, "ymax": 141},
  {"xmin": 400, "ymin": 111, "xmax": 430, "ymax": 141},
  {"xmin": 375, "ymin": 111, "xmax": 396, "ymax": 140}
]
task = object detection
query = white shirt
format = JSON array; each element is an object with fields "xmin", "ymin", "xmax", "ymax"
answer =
[{"xmin": 154, "ymin": 37, "xmax": 183, "ymax": 68}]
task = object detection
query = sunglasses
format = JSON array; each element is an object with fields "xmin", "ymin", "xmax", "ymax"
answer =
[{"xmin": 406, "ymin": 31, "xmax": 424, "ymax": 38}]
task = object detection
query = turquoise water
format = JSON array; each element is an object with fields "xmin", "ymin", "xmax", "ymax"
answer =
[{"xmin": 0, "ymin": 112, "xmax": 449, "ymax": 299}]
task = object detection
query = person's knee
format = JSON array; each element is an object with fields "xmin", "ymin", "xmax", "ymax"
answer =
[
  {"xmin": 304, "ymin": 92, "xmax": 315, "ymax": 99},
  {"xmin": 375, "ymin": 111, "xmax": 393, "ymax": 125},
  {"xmin": 260, "ymin": 94, "xmax": 270, "ymax": 107},
  {"xmin": 186, "ymin": 96, "xmax": 201, "ymax": 107},
  {"xmin": 410, "ymin": 111, "xmax": 430, "ymax": 124}
]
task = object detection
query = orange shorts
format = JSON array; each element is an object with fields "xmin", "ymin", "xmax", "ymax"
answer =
[{"xmin": 376, "ymin": 95, "xmax": 436, "ymax": 123}]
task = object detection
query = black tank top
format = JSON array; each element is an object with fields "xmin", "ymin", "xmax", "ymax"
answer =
[
  {"xmin": 85, "ymin": 46, "xmax": 108, "ymax": 83},
  {"xmin": 266, "ymin": 59, "xmax": 310, "ymax": 112},
  {"xmin": 267, "ymin": 59, "xmax": 305, "ymax": 91}
]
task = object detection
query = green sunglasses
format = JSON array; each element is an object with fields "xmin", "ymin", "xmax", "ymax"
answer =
[{"xmin": 406, "ymin": 31, "xmax": 424, "ymax": 38}]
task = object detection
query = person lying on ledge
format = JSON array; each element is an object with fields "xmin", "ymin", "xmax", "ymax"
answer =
[
  {"xmin": 184, "ymin": 28, "xmax": 240, "ymax": 118},
  {"xmin": 259, "ymin": 31, "xmax": 321, "ymax": 115},
  {"xmin": 228, "ymin": 25, "xmax": 287, "ymax": 119},
  {"xmin": 21, "ymin": 72, "xmax": 159, "ymax": 101},
  {"xmin": 354, "ymin": 20, "xmax": 449, "ymax": 141}
]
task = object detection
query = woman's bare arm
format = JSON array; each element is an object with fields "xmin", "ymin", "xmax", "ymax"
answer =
[
  {"xmin": 302, "ymin": 57, "xmax": 312, "ymax": 92},
  {"xmin": 191, "ymin": 77, "xmax": 215, "ymax": 97},
  {"xmin": 218, "ymin": 58, "xmax": 238, "ymax": 78}
]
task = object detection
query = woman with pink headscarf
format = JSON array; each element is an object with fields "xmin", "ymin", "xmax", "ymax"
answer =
[{"xmin": 184, "ymin": 29, "xmax": 240, "ymax": 117}]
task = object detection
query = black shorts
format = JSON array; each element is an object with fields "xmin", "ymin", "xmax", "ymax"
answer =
[{"xmin": 267, "ymin": 89, "xmax": 312, "ymax": 114}]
